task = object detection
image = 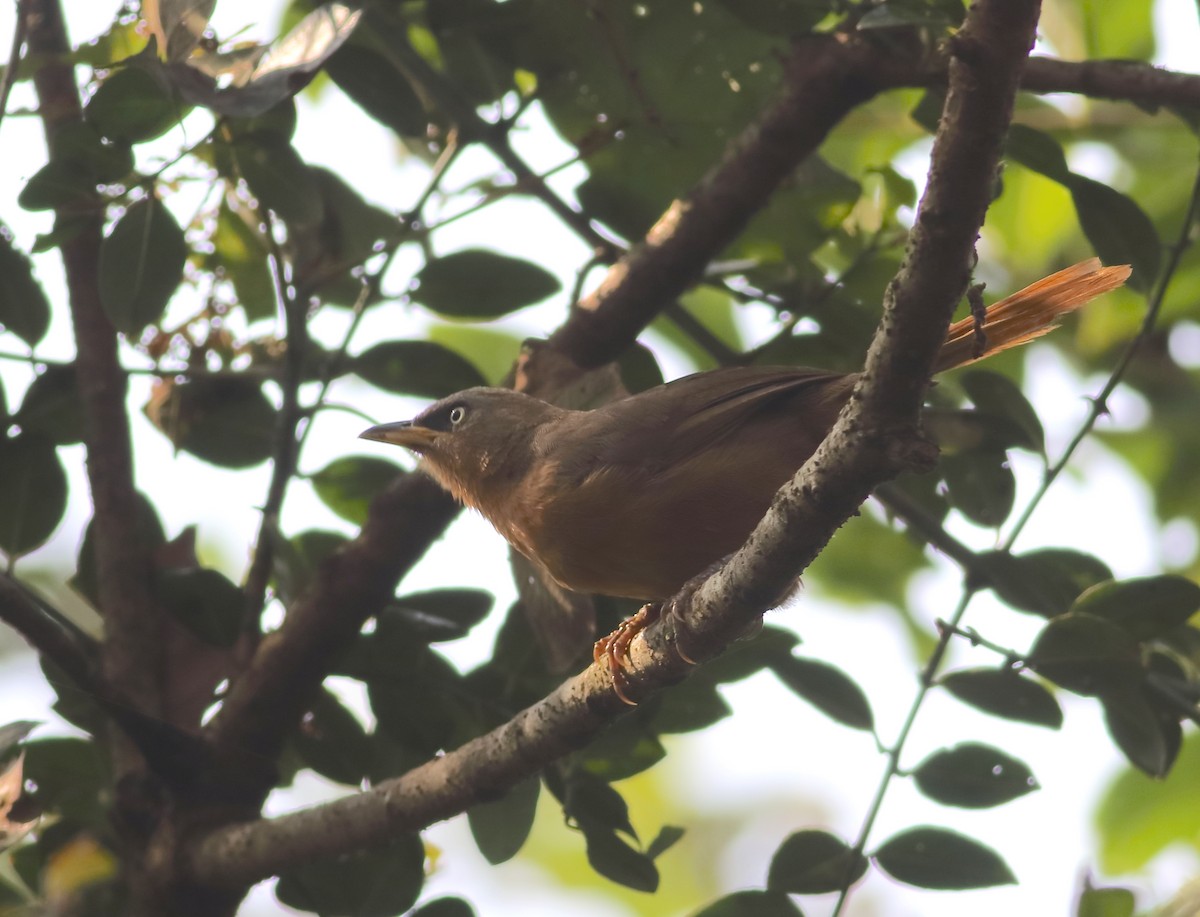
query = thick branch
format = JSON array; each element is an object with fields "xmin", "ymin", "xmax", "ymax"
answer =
[
  {"xmin": 547, "ymin": 32, "xmax": 912, "ymax": 368},
  {"xmin": 207, "ymin": 473, "xmax": 457, "ymax": 770},
  {"xmin": 186, "ymin": 0, "xmax": 1041, "ymax": 885},
  {"xmin": 23, "ymin": 0, "xmax": 164, "ymax": 739}
]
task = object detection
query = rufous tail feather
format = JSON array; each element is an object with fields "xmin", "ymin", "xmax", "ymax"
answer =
[{"xmin": 934, "ymin": 259, "xmax": 1132, "ymax": 374}]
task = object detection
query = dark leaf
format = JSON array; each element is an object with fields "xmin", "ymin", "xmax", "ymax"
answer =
[
  {"xmin": 213, "ymin": 133, "xmax": 322, "ymax": 226},
  {"xmin": 276, "ymin": 834, "xmax": 424, "ymax": 917},
  {"xmin": 0, "ymin": 231, "xmax": 51, "ymax": 346},
  {"xmin": 582, "ymin": 828, "xmax": 659, "ymax": 892},
  {"xmin": 873, "ymin": 827, "xmax": 1016, "ymax": 889},
  {"xmin": 767, "ymin": 830, "xmax": 868, "ymax": 894},
  {"xmin": 1067, "ymin": 176, "xmax": 1161, "ymax": 293},
  {"xmin": 384, "ymin": 589, "xmax": 494, "ymax": 643},
  {"xmin": 940, "ymin": 668, "xmax": 1063, "ymax": 728},
  {"xmin": 98, "ymin": 196, "xmax": 188, "ymax": 333},
  {"xmin": 771, "ymin": 656, "xmax": 874, "ymax": 730},
  {"xmin": 976, "ymin": 549, "xmax": 1113, "ymax": 617},
  {"xmin": 271, "ymin": 529, "xmax": 347, "ymax": 608},
  {"xmin": 22, "ymin": 738, "xmax": 108, "ymax": 828},
  {"xmin": 467, "ymin": 775, "xmax": 539, "ymax": 864},
  {"xmin": 960, "ymin": 370, "xmax": 1045, "ymax": 455},
  {"xmin": 647, "ymin": 681, "xmax": 732, "ymax": 734},
  {"xmin": 413, "ymin": 249, "xmax": 561, "ymax": 318},
  {"xmin": 912, "ymin": 742, "xmax": 1038, "ymax": 808},
  {"xmin": 368, "ymin": 647, "xmax": 471, "ymax": 755},
  {"xmin": 353, "ymin": 341, "xmax": 486, "ymax": 398},
  {"xmin": 155, "ymin": 568, "xmax": 243, "ymax": 647},
  {"xmin": 412, "ymin": 899, "xmax": 476, "ymax": 917},
  {"xmin": 73, "ymin": 492, "xmax": 165, "ymax": 605},
  {"xmin": 646, "ymin": 824, "xmax": 685, "ymax": 861},
  {"xmin": 14, "ymin": 364, "xmax": 84, "ymax": 446},
  {"xmin": 18, "ymin": 159, "xmax": 98, "ymax": 212},
  {"xmin": 1101, "ymin": 685, "xmax": 1180, "ymax": 778},
  {"xmin": 564, "ymin": 771, "xmax": 636, "ymax": 838},
  {"xmin": 1005, "ymin": 123, "xmax": 1071, "ymax": 182},
  {"xmin": 691, "ymin": 890, "xmax": 803, "ymax": 917},
  {"xmin": 52, "ymin": 122, "xmax": 134, "ymax": 184},
  {"xmin": 293, "ymin": 689, "xmax": 373, "ymax": 786},
  {"xmin": 145, "ymin": 377, "xmax": 278, "ymax": 468},
  {"xmin": 700, "ymin": 625, "xmax": 800, "ymax": 684},
  {"xmin": 1028, "ymin": 613, "xmax": 1142, "ymax": 696},
  {"xmin": 1070, "ymin": 576, "xmax": 1200, "ymax": 641},
  {"xmin": 941, "ymin": 447, "xmax": 1015, "ymax": 527},
  {"xmin": 0, "ymin": 434, "xmax": 68, "ymax": 558},
  {"xmin": 311, "ymin": 456, "xmax": 404, "ymax": 526},
  {"xmin": 575, "ymin": 719, "xmax": 666, "ymax": 782},
  {"xmin": 326, "ymin": 44, "xmax": 427, "ymax": 137},
  {"xmin": 85, "ymin": 65, "xmax": 180, "ymax": 143},
  {"xmin": 617, "ymin": 341, "xmax": 665, "ymax": 394}
]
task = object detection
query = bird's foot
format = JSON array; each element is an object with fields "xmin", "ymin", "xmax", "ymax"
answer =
[{"xmin": 593, "ymin": 596, "xmax": 700, "ymax": 705}]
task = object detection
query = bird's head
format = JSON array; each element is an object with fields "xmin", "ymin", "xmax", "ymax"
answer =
[{"xmin": 360, "ymin": 387, "xmax": 563, "ymax": 507}]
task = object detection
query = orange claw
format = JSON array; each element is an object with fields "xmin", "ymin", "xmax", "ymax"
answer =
[{"xmin": 593, "ymin": 603, "xmax": 663, "ymax": 705}]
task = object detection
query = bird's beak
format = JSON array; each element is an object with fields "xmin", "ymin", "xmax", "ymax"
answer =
[{"xmin": 359, "ymin": 420, "xmax": 439, "ymax": 453}]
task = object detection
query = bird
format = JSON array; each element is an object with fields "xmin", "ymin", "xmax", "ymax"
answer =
[{"xmin": 361, "ymin": 259, "xmax": 1131, "ymax": 702}]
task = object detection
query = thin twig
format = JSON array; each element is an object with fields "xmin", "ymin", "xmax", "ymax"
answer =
[{"xmin": 0, "ymin": 3, "xmax": 28, "ymax": 137}]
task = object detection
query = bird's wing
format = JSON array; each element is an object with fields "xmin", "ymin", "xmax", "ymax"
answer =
[{"xmin": 557, "ymin": 366, "xmax": 854, "ymax": 476}]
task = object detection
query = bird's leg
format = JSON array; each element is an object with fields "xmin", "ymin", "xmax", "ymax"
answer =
[{"xmin": 594, "ymin": 579, "xmax": 708, "ymax": 705}]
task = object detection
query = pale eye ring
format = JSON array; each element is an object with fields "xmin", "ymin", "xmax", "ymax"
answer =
[{"xmin": 449, "ymin": 406, "xmax": 466, "ymax": 425}]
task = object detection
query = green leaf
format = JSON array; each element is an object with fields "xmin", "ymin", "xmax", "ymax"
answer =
[
  {"xmin": 564, "ymin": 771, "xmax": 636, "ymax": 838},
  {"xmin": 0, "ymin": 231, "xmax": 51, "ymax": 346},
  {"xmin": 941, "ymin": 447, "xmax": 1015, "ymax": 527},
  {"xmin": 617, "ymin": 342, "xmax": 665, "ymax": 394},
  {"xmin": 292, "ymin": 689, "xmax": 373, "ymax": 786},
  {"xmin": 85, "ymin": 65, "xmax": 180, "ymax": 143},
  {"xmin": 582, "ymin": 828, "xmax": 659, "ymax": 892},
  {"xmin": 413, "ymin": 249, "xmax": 561, "ymax": 318},
  {"xmin": 1076, "ymin": 884, "xmax": 1136, "ymax": 917},
  {"xmin": 213, "ymin": 133, "xmax": 323, "ymax": 226},
  {"xmin": 912, "ymin": 742, "xmax": 1038, "ymax": 808},
  {"xmin": 383, "ymin": 589, "xmax": 494, "ymax": 643},
  {"xmin": 647, "ymin": 681, "xmax": 732, "ymax": 734},
  {"xmin": 1005, "ymin": 123, "xmax": 1071, "ymax": 182},
  {"xmin": 353, "ymin": 340, "xmax": 487, "ymax": 398},
  {"xmin": 1067, "ymin": 176, "xmax": 1161, "ymax": 293},
  {"xmin": 367, "ymin": 647, "xmax": 470, "ymax": 755},
  {"xmin": 148, "ymin": 377, "xmax": 278, "ymax": 468},
  {"xmin": 210, "ymin": 199, "xmax": 274, "ymax": 322},
  {"xmin": 271, "ymin": 529, "xmax": 347, "ymax": 608},
  {"xmin": 18, "ymin": 159, "xmax": 98, "ymax": 212},
  {"xmin": 276, "ymin": 834, "xmax": 425, "ymax": 917},
  {"xmin": 22, "ymin": 738, "xmax": 109, "ymax": 828},
  {"xmin": 976, "ymin": 549, "xmax": 1113, "ymax": 618},
  {"xmin": 771, "ymin": 656, "xmax": 874, "ymax": 730},
  {"xmin": 467, "ymin": 775, "xmax": 539, "ymax": 864},
  {"xmin": 1028, "ymin": 613, "xmax": 1141, "ymax": 696},
  {"xmin": 1101, "ymin": 685, "xmax": 1180, "ymax": 778},
  {"xmin": 767, "ymin": 830, "xmax": 868, "ymax": 894},
  {"xmin": 1069, "ymin": 576, "xmax": 1200, "ymax": 641},
  {"xmin": 0, "ymin": 721, "xmax": 38, "ymax": 759},
  {"xmin": 73, "ymin": 492, "xmax": 165, "ymax": 605},
  {"xmin": 960, "ymin": 370, "xmax": 1045, "ymax": 455},
  {"xmin": 645, "ymin": 825, "xmax": 685, "ymax": 861},
  {"xmin": 155, "ymin": 568, "xmax": 243, "ymax": 647},
  {"xmin": 940, "ymin": 668, "xmax": 1063, "ymax": 728},
  {"xmin": 98, "ymin": 196, "xmax": 187, "ymax": 333},
  {"xmin": 873, "ymin": 827, "xmax": 1016, "ymax": 889},
  {"xmin": 575, "ymin": 719, "xmax": 666, "ymax": 782},
  {"xmin": 691, "ymin": 890, "xmax": 803, "ymax": 917},
  {"xmin": 53, "ymin": 123, "xmax": 134, "ymax": 184},
  {"xmin": 0, "ymin": 434, "xmax": 68, "ymax": 558},
  {"xmin": 311, "ymin": 456, "xmax": 404, "ymax": 526},
  {"xmin": 326, "ymin": 44, "xmax": 427, "ymax": 137},
  {"xmin": 14, "ymin": 364, "xmax": 85, "ymax": 445}
]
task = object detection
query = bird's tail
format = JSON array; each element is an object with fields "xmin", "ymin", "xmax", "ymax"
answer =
[{"xmin": 934, "ymin": 259, "xmax": 1132, "ymax": 374}]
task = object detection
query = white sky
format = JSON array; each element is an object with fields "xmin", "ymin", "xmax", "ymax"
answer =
[{"xmin": 1, "ymin": 2, "xmax": 1199, "ymax": 916}]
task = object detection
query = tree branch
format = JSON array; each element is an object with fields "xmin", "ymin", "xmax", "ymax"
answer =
[
  {"xmin": 1022, "ymin": 55, "xmax": 1200, "ymax": 107},
  {"xmin": 185, "ymin": 0, "xmax": 1041, "ymax": 886},
  {"xmin": 23, "ymin": 0, "xmax": 164, "ymax": 755}
]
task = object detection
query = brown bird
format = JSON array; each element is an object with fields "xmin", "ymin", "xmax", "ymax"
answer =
[{"xmin": 362, "ymin": 259, "xmax": 1130, "ymax": 700}]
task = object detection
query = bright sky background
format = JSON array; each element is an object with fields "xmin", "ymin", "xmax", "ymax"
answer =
[{"xmin": 1, "ymin": 2, "xmax": 1199, "ymax": 916}]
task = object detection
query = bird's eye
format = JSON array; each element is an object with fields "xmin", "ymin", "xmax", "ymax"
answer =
[{"xmin": 449, "ymin": 406, "xmax": 467, "ymax": 425}]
